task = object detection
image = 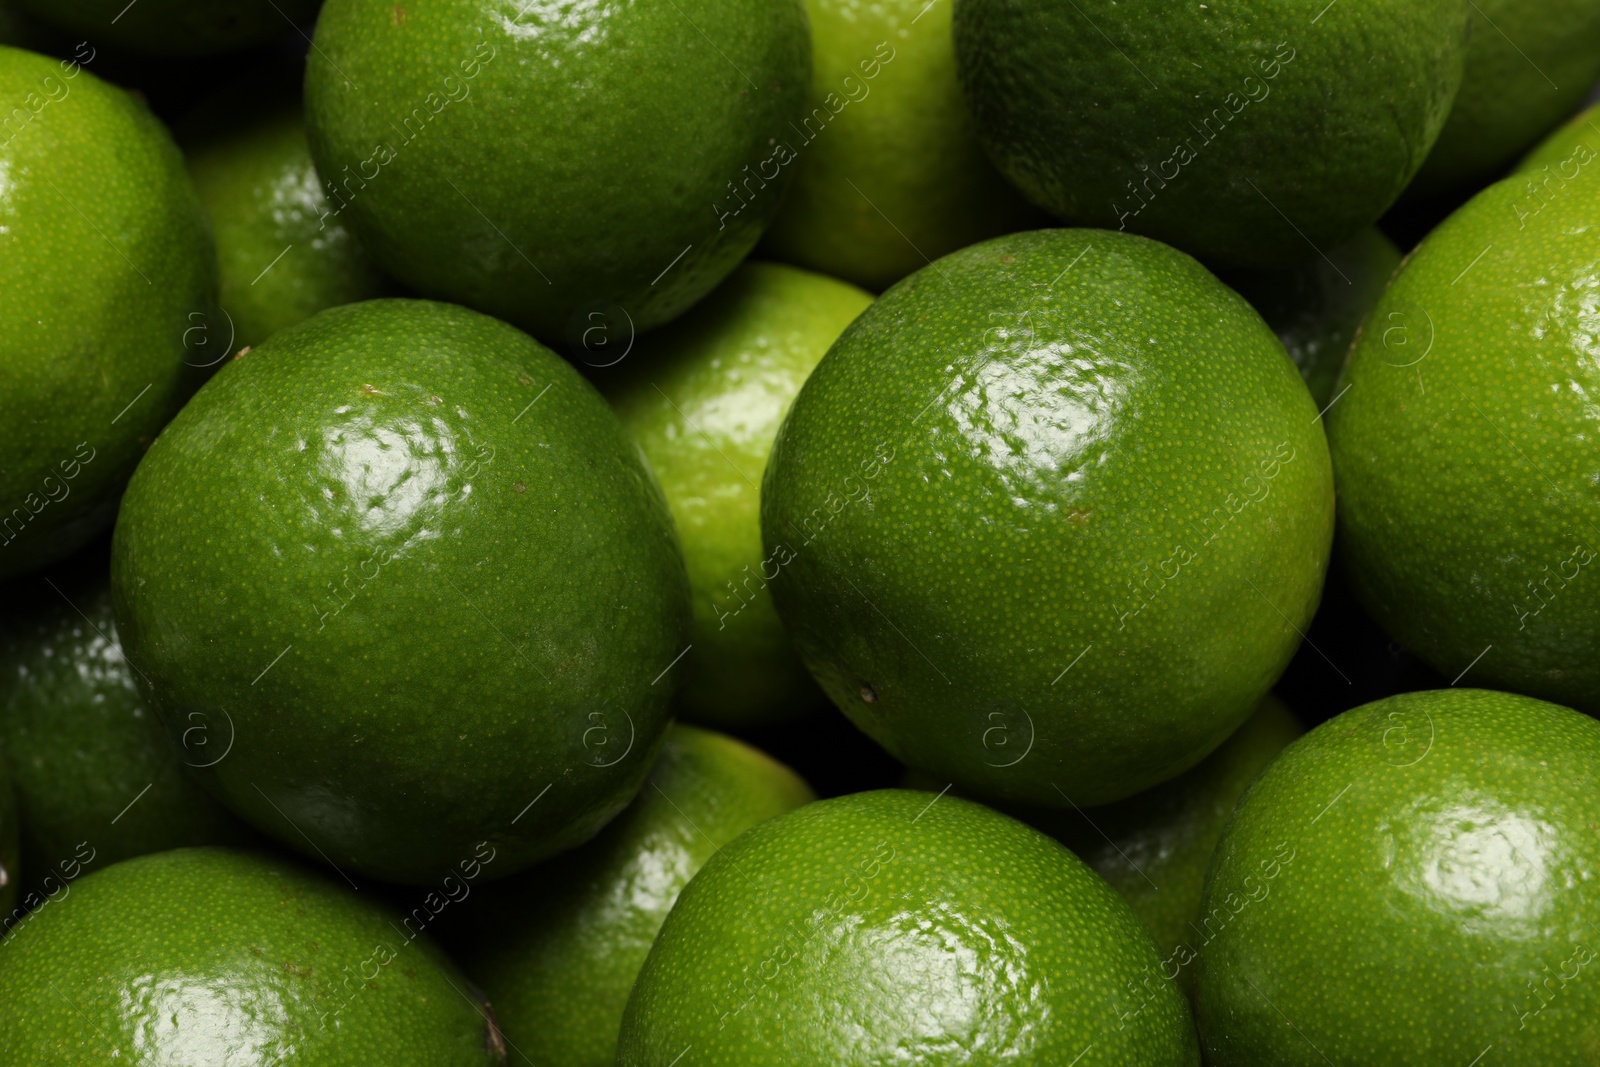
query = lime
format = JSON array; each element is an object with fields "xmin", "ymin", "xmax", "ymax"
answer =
[
  {"xmin": 758, "ymin": 0, "xmax": 1044, "ymax": 291},
  {"xmin": 1516, "ymin": 99, "xmax": 1600, "ymax": 174},
  {"xmin": 111, "ymin": 299, "xmax": 689, "ymax": 884},
  {"xmin": 0, "ymin": 554, "xmax": 251, "ymax": 882},
  {"xmin": 0, "ymin": 847, "xmax": 503, "ymax": 1064},
  {"xmin": 0, "ymin": 46, "xmax": 215, "ymax": 580},
  {"xmin": 456, "ymin": 725, "xmax": 812, "ymax": 1067},
  {"xmin": 610, "ymin": 262, "xmax": 872, "ymax": 729},
  {"xmin": 1037, "ymin": 695, "xmax": 1302, "ymax": 994},
  {"xmin": 954, "ymin": 0, "xmax": 1469, "ymax": 265},
  {"xmin": 1224, "ymin": 227, "xmax": 1401, "ymax": 406},
  {"xmin": 188, "ymin": 105, "xmax": 389, "ymax": 353},
  {"xmin": 618, "ymin": 789, "xmax": 1200, "ymax": 1065},
  {"xmin": 305, "ymin": 0, "xmax": 810, "ymax": 342},
  {"xmin": 1409, "ymin": 0, "xmax": 1600, "ymax": 197},
  {"xmin": 1327, "ymin": 160, "xmax": 1600, "ymax": 710},
  {"xmin": 761, "ymin": 228, "xmax": 1333, "ymax": 807},
  {"xmin": 1194, "ymin": 689, "xmax": 1600, "ymax": 1064}
]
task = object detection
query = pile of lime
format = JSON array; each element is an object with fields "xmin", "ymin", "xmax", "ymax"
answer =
[{"xmin": 0, "ymin": 0, "xmax": 1596, "ymax": 1062}]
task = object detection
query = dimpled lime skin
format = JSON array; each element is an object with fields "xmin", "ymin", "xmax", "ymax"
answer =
[
  {"xmin": 619, "ymin": 790, "xmax": 1200, "ymax": 1066},
  {"xmin": 1328, "ymin": 168, "xmax": 1600, "ymax": 712},
  {"xmin": 0, "ymin": 848, "xmax": 502, "ymax": 1064},
  {"xmin": 305, "ymin": 0, "xmax": 809, "ymax": 344},
  {"xmin": 953, "ymin": 0, "xmax": 1468, "ymax": 267},
  {"xmin": 1516, "ymin": 100, "xmax": 1600, "ymax": 175},
  {"xmin": 1195, "ymin": 689, "xmax": 1600, "ymax": 1064},
  {"xmin": 110, "ymin": 299, "xmax": 690, "ymax": 885},
  {"xmin": 1409, "ymin": 0, "xmax": 1600, "ymax": 198},
  {"xmin": 0, "ymin": 47, "xmax": 216, "ymax": 581},
  {"xmin": 457, "ymin": 725, "xmax": 813, "ymax": 1067},
  {"xmin": 1224, "ymin": 227, "xmax": 1401, "ymax": 407},
  {"xmin": 610, "ymin": 263, "xmax": 871, "ymax": 729},
  {"xmin": 761, "ymin": 229, "xmax": 1333, "ymax": 808},
  {"xmin": 189, "ymin": 108, "xmax": 389, "ymax": 354},
  {"xmin": 1036, "ymin": 696, "xmax": 1301, "ymax": 995},
  {"xmin": 757, "ymin": 0, "xmax": 1044, "ymax": 293},
  {"xmin": 0, "ymin": 563, "xmax": 252, "ymax": 879},
  {"xmin": 13, "ymin": 0, "xmax": 319, "ymax": 56}
]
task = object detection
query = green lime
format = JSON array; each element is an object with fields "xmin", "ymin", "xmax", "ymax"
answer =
[
  {"xmin": 1409, "ymin": 0, "xmax": 1600, "ymax": 197},
  {"xmin": 0, "ymin": 847, "xmax": 504, "ymax": 1063},
  {"xmin": 1035, "ymin": 695, "xmax": 1301, "ymax": 994},
  {"xmin": 758, "ymin": 0, "xmax": 1044, "ymax": 292},
  {"xmin": 610, "ymin": 263, "xmax": 872, "ymax": 729},
  {"xmin": 11, "ymin": 0, "xmax": 318, "ymax": 56},
  {"xmin": 0, "ymin": 555, "xmax": 251, "ymax": 883},
  {"xmin": 1194, "ymin": 688, "xmax": 1600, "ymax": 1064},
  {"xmin": 0, "ymin": 46, "xmax": 215, "ymax": 581},
  {"xmin": 305, "ymin": 0, "xmax": 809, "ymax": 342},
  {"xmin": 1223, "ymin": 227, "xmax": 1401, "ymax": 406},
  {"xmin": 954, "ymin": 0, "xmax": 1469, "ymax": 265},
  {"xmin": 617, "ymin": 789, "xmax": 1200, "ymax": 1065},
  {"xmin": 761, "ymin": 229, "xmax": 1333, "ymax": 808},
  {"xmin": 456, "ymin": 724, "xmax": 812, "ymax": 1067},
  {"xmin": 1327, "ymin": 163, "xmax": 1600, "ymax": 710},
  {"xmin": 110, "ymin": 299, "xmax": 690, "ymax": 884},
  {"xmin": 188, "ymin": 105, "xmax": 390, "ymax": 354},
  {"xmin": 1516, "ymin": 99, "xmax": 1600, "ymax": 174}
]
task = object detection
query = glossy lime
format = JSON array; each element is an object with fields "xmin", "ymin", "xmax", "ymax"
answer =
[
  {"xmin": 111, "ymin": 299, "xmax": 690, "ymax": 884},
  {"xmin": 457, "ymin": 725, "xmax": 813, "ymax": 1067},
  {"xmin": 610, "ymin": 263, "xmax": 872, "ymax": 729},
  {"xmin": 0, "ymin": 847, "xmax": 503, "ymax": 1064},
  {"xmin": 1516, "ymin": 100, "xmax": 1600, "ymax": 174},
  {"xmin": 954, "ymin": 0, "xmax": 1468, "ymax": 266},
  {"xmin": 12, "ymin": 0, "xmax": 319, "ymax": 56},
  {"xmin": 0, "ymin": 46, "xmax": 215, "ymax": 580},
  {"xmin": 305, "ymin": 0, "xmax": 809, "ymax": 342},
  {"xmin": 1328, "ymin": 165, "xmax": 1600, "ymax": 711},
  {"xmin": 1224, "ymin": 227, "xmax": 1401, "ymax": 407},
  {"xmin": 758, "ymin": 0, "xmax": 1044, "ymax": 292},
  {"xmin": 188, "ymin": 106, "xmax": 389, "ymax": 354},
  {"xmin": 1194, "ymin": 688, "xmax": 1600, "ymax": 1064},
  {"xmin": 1409, "ymin": 0, "xmax": 1600, "ymax": 197},
  {"xmin": 1034, "ymin": 695, "xmax": 1301, "ymax": 994},
  {"xmin": 618, "ymin": 789, "xmax": 1200, "ymax": 1066},
  {"xmin": 762, "ymin": 229, "xmax": 1333, "ymax": 808},
  {"xmin": 0, "ymin": 558, "xmax": 251, "ymax": 882}
]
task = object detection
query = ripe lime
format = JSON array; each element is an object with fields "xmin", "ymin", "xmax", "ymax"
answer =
[
  {"xmin": 305, "ymin": 0, "xmax": 810, "ymax": 341},
  {"xmin": 954, "ymin": 0, "xmax": 1469, "ymax": 265},
  {"xmin": 761, "ymin": 228, "xmax": 1333, "ymax": 807},
  {"xmin": 758, "ymin": 0, "xmax": 1043, "ymax": 291},
  {"xmin": 1327, "ymin": 160, "xmax": 1600, "ymax": 709},
  {"xmin": 610, "ymin": 263, "xmax": 872, "ymax": 729},
  {"xmin": 618, "ymin": 790, "xmax": 1200, "ymax": 1065},
  {"xmin": 1195, "ymin": 689, "xmax": 1600, "ymax": 1063},
  {"xmin": 111, "ymin": 299, "xmax": 689, "ymax": 884},
  {"xmin": 457, "ymin": 725, "xmax": 812, "ymax": 1067},
  {"xmin": 1409, "ymin": 0, "xmax": 1600, "ymax": 197},
  {"xmin": 0, "ymin": 847, "xmax": 504, "ymax": 1064}
]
